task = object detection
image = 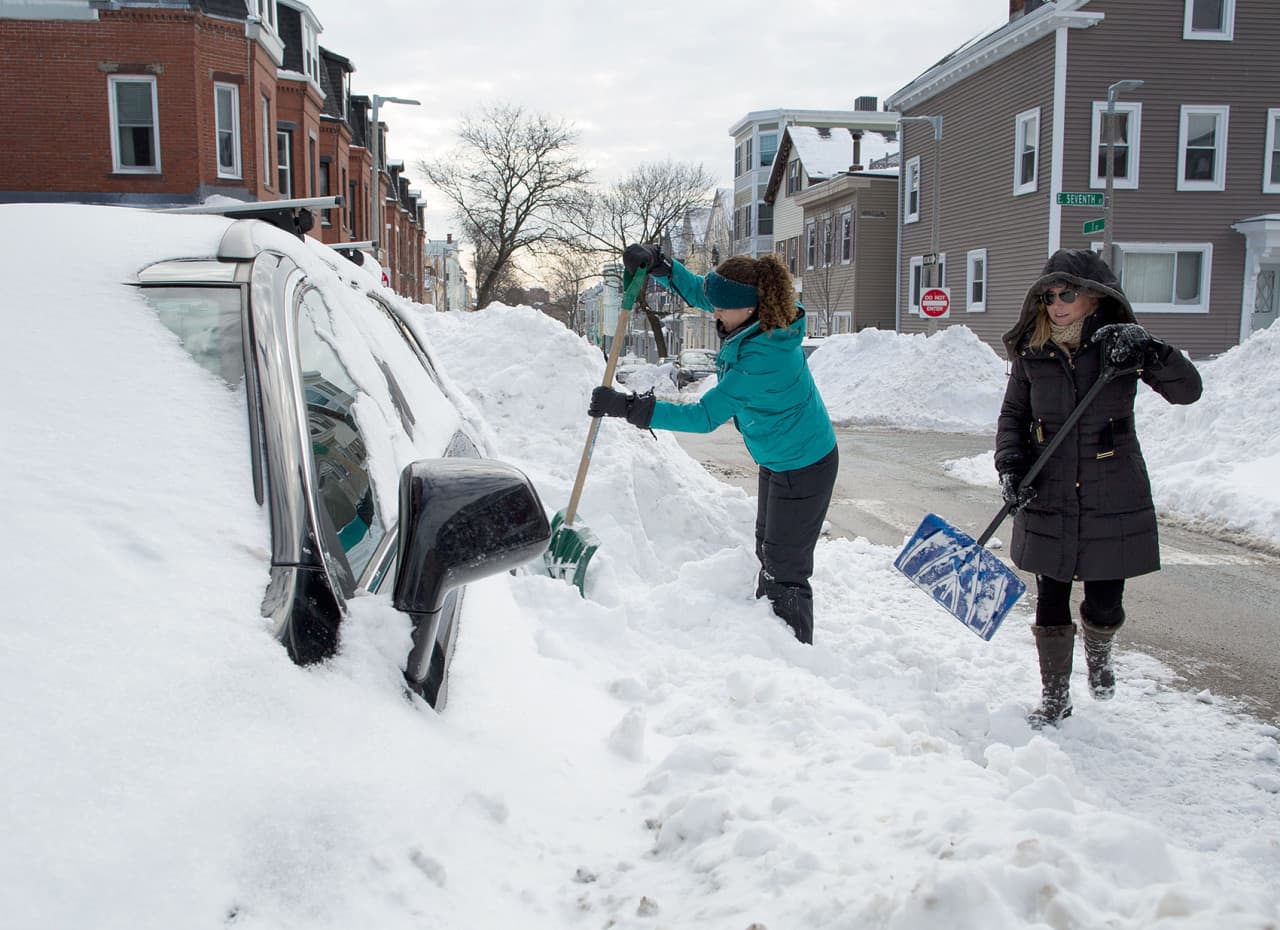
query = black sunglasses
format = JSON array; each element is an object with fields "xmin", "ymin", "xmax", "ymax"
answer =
[{"xmin": 1042, "ymin": 288, "xmax": 1081, "ymax": 305}]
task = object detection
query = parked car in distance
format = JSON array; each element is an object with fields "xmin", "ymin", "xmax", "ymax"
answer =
[
  {"xmin": 6, "ymin": 199, "xmax": 551, "ymax": 711},
  {"xmin": 672, "ymin": 349, "xmax": 718, "ymax": 389},
  {"xmin": 614, "ymin": 354, "xmax": 647, "ymax": 386},
  {"xmin": 801, "ymin": 337, "xmax": 825, "ymax": 359}
]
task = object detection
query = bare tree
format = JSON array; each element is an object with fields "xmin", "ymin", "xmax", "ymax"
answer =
[
  {"xmin": 562, "ymin": 160, "xmax": 715, "ymax": 357},
  {"xmin": 543, "ymin": 246, "xmax": 600, "ymax": 334},
  {"xmin": 419, "ymin": 103, "xmax": 590, "ymax": 310}
]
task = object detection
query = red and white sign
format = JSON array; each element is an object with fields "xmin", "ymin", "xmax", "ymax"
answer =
[{"xmin": 920, "ymin": 286, "xmax": 951, "ymax": 319}]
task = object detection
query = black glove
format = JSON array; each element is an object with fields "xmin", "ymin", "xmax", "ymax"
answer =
[
  {"xmin": 999, "ymin": 472, "xmax": 1037, "ymax": 515},
  {"xmin": 1093, "ymin": 323, "xmax": 1160, "ymax": 368},
  {"xmin": 622, "ymin": 243, "xmax": 672, "ymax": 279},
  {"xmin": 589, "ymin": 386, "xmax": 656, "ymax": 429}
]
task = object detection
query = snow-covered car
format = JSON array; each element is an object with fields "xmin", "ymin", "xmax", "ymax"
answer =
[
  {"xmin": 613, "ymin": 354, "xmax": 647, "ymax": 386},
  {"xmin": 672, "ymin": 348, "xmax": 717, "ymax": 389},
  {"xmin": 5, "ymin": 200, "xmax": 550, "ymax": 710}
]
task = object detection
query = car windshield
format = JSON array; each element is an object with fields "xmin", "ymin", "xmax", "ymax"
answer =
[{"xmin": 140, "ymin": 285, "xmax": 245, "ymax": 387}]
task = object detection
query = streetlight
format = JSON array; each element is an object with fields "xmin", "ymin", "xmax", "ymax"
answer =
[
  {"xmin": 898, "ymin": 115, "xmax": 944, "ymax": 330},
  {"xmin": 1102, "ymin": 79, "xmax": 1143, "ymax": 270},
  {"xmin": 369, "ymin": 94, "xmax": 420, "ymax": 265}
]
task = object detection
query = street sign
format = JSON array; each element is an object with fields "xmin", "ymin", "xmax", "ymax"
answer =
[
  {"xmin": 920, "ymin": 287, "xmax": 951, "ymax": 319},
  {"xmin": 922, "ymin": 252, "xmax": 940, "ymax": 266},
  {"xmin": 1083, "ymin": 217, "xmax": 1106, "ymax": 235},
  {"xmin": 1057, "ymin": 191, "xmax": 1105, "ymax": 207}
]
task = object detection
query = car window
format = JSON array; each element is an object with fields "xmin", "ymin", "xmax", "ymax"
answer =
[
  {"xmin": 141, "ymin": 285, "xmax": 245, "ymax": 387},
  {"xmin": 296, "ymin": 289, "xmax": 385, "ymax": 579}
]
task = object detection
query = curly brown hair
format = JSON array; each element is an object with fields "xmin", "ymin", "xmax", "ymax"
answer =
[{"xmin": 715, "ymin": 254, "xmax": 798, "ymax": 332}]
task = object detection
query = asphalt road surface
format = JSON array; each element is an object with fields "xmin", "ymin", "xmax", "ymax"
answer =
[{"xmin": 674, "ymin": 423, "xmax": 1280, "ymax": 722}]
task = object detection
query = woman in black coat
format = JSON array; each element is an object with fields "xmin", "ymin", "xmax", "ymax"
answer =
[{"xmin": 996, "ymin": 249, "xmax": 1202, "ymax": 728}]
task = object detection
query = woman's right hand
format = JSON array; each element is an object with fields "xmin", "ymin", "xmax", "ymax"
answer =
[{"xmin": 1000, "ymin": 472, "xmax": 1037, "ymax": 514}]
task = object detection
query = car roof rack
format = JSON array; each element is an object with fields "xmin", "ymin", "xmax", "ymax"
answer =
[
  {"xmin": 161, "ymin": 196, "xmax": 343, "ymax": 239},
  {"xmin": 331, "ymin": 240, "xmax": 380, "ymax": 268}
]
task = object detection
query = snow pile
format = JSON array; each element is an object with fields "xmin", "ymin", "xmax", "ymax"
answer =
[
  {"xmin": 807, "ymin": 326, "xmax": 1007, "ymax": 432},
  {"xmin": 1137, "ymin": 325, "xmax": 1280, "ymax": 546}
]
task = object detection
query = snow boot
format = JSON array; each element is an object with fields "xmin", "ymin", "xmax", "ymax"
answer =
[
  {"xmin": 1080, "ymin": 604, "xmax": 1124, "ymax": 701},
  {"xmin": 1028, "ymin": 623, "xmax": 1075, "ymax": 729}
]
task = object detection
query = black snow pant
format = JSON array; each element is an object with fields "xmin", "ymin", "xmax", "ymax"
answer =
[
  {"xmin": 1034, "ymin": 575, "xmax": 1126, "ymax": 628},
  {"xmin": 754, "ymin": 445, "xmax": 839, "ymax": 644}
]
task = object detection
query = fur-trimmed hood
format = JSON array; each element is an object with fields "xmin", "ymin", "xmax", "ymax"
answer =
[{"xmin": 1002, "ymin": 249, "xmax": 1137, "ymax": 357}]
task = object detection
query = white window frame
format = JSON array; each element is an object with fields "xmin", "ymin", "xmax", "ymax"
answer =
[
  {"xmin": 303, "ymin": 19, "xmax": 321, "ymax": 84},
  {"xmin": 276, "ymin": 129, "xmax": 291, "ymax": 196},
  {"xmin": 904, "ymin": 156, "xmax": 920, "ymax": 224},
  {"xmin": 256, "ymin": 0, "xmax": 277, "ymax": 32},
  {"xmin": 840, "ymin": 209, "xmax": 853, "ymax": 263},
  {"xmin": 214, "ymin": 82, "xmax": 241, "ymax": 179},
  {"xmin": 1090, "ymin": 101, "xmax": 1142, "ymax": 190},
  {"xmin": 1096, "ymin": 241, "xmax": 1214, "ymax": 314},
  {"xmin": 108, "ymin": 74, "xmax": 160, "ymax": 174},
  {"xmin": 805, "ymin": 220, "xmax": 817, "ymax": 270},
  {"xmin": 966, "ymin": 249, "xmax": 988, "ymax": 313},
  {"xmin": 1183, "ymin": 0, "xmax": 1234, "ymax": 40},
  {"xmin": 1177, "ymin": 105, "xmax": 1229, "ymax": 192},
  {"xmin": 261, "ymin": 95, "xmax": 272, "ymax": 189},
  {"xmin": 1264, "ymin": 108, "xmax": 1280, "ymax": 194},
  {"xmin": 1013, "ymin": 107, "xmax": 1040, "ymax": 195},
  {"xmin": 821, "ymin": 215, "xmax": 834, "ymax": 266},
  {"xmin": 909, "ymin": 255, "xmax": 924, "ymax": 315}
]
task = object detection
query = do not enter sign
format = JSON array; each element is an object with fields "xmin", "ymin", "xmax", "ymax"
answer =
[{"xmin": 921, "ymin": 286, "xmax": 951, "ymax": 319}]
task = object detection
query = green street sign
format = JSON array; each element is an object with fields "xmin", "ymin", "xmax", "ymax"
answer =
[
  {"xmin": 1057, "ymin": 191, "xmax": 1105, "ymax": 206},
  {"xmin": 1083, "ymin": 217, "xmax": 1106, "ymax": 235}
]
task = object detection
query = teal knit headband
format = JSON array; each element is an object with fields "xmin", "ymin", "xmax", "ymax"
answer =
[{"xmin": 703, "ymin": 271, "xmax": 759, "ymax": 309}]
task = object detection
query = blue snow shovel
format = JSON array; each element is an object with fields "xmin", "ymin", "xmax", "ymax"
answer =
[{"xmin": 894, "ymin": 363, "xmax": 1137, "ymax": 640}]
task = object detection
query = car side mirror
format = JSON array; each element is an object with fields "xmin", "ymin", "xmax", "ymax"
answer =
[{"xmin": 393, "ymin": 459, "xmax": 551, "ymax": 616}]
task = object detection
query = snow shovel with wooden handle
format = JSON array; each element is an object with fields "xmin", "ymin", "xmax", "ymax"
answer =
[
  {"xmin": 543, "ymin": 265, "xmax": 649, "ymax": 594},
  {"xmin": 894, "ymin": 362, "xmax": 1138, "ymax": 640}
]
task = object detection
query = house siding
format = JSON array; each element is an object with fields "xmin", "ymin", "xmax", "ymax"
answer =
[
  {"xmin": 855, "ymin": 181, "xmax": 898, "ymax": 331},
  {"xmin": 1058, "ymin": 0, "xmax": 1280, "ymax": 357},
  {"xmin": 899, "ymin": 35, "xmax": 1057, "ymax": 348}
]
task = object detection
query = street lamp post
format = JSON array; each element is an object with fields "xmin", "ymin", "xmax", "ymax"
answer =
[
  {"xmin": 1102, "ymin": 79, "xmax": 1143, "ymax": 270},
  {"xmin": 369, "ymin": 94, "xmax": 420, "ymax": 265},
  {"xmin": 898, "ymin": 115, "xmax": 944, "ymax": 330}
]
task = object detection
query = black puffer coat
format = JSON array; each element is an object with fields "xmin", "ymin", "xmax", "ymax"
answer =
[{"xmin": 996, "ymin": 250, "xmax": 1202, "ymax": 582}]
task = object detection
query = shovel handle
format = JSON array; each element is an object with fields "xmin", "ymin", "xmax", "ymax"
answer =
[
  {"xmin": 563, "ymin": 267, "xmax": 649, "ymax": 526},
  {"xmin": 976, "ymin": 362, "xmax": 1139, "ymax": 547}
]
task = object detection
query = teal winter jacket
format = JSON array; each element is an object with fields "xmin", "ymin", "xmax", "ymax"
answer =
[{"xmin": 648, "ymin": 260, "xmax": 836, "ymax": 472}]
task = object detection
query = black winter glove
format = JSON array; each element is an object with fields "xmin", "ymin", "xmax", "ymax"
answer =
[
  {"xmin": 1093, "ymin": 322, "xmax": 1161, "ymax": 368},
  {"xmin": 999, "ymin": 472, "xmax": 1037, "ymax": 515},
  {"xmin": 622, "ymin": 243, "xmax": 673, "ymax": 279},
  {"xmin": 589, "ymin": 386, "xmax": 656, "ymax": 429}
]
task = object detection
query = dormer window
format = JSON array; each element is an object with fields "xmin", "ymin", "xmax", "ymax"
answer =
[
  {"xmin": 302, "ymin": 19, "xmax": 321, "ymax": 84},
  {"xmin": 256, "ymin": 0, "xmax": 277, "ymax": 31}
]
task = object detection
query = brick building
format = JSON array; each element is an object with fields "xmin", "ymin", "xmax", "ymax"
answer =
[{"xmin": 0, "ymin": 0, "xmax": 425, "ymax": 300}]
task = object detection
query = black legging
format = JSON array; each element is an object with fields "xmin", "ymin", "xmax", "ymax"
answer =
[
  {"xmin": 754, "ymin": 445, "xmax": 839, "ymax": 644},
  {"xmin": 1035, "ymin": 575, "xmax": 1125, "ymax": 628}
]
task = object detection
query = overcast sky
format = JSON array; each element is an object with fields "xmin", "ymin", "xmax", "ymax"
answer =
[{"xmin": 304, "ymin": 0, "xmax": 1012, "ymax": 247}]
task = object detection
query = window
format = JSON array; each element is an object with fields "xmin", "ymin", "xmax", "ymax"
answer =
[
  {"xmin": 734, "ymin": 144, "xmax": 742, "ymax": 178},
  {"xmin": 787, "ymin": 159, "xmax": 802, "ymax": 196},
  {"xmin": 319, "ymin": 157, "xmax": 332, "ymax": 226},
  {"xmin": 1110, "ymin": 243, "xmax": 1212, "ymax": 313},
  {"xmin": 1091, "ymin": 101, "xmax": 1142, "ymax": 189},
  {"xmin": 757, "ymin": 202, "xmax": 773, "ymax": 236},
  {"xmin": 214, "ymin": 83, "xmax": 241, "ymax": 179},
  {"xmin": 276, "ymin": 130, "xmax": 292, "ymax": 196},
  {"xmin": 822, "ymin": 215, "xmax": 834, "ymax": 266},
  {"xmin": 786, "ymin": 237, "xmax": 798, "ymax": 275},
  {"xmin": 966, "ymin": 249, "xmax": 988, "ymax": 313},
  {"xmin": 909, "ymin": 256, "xmax": 924, "ymax": 314},
  {"xmin": 1178, "ymin": 105, "xmax": 1229, "ymax": 191},
  {"xmin": 261, "ymin": 96, "xmax": 272, "ymax": 189},
  {"xmin": 309, "ymin": 132, "xmax": 318, "ymax": 197},
  {"xmin": 805, "ymin": 221, "xmax": 816, "ymax": 269},
  {"xmin": 255, "ymin": 0, "xmax": 277, "ymax": 30},
  {"xmin": 302, "ymin": 19, "xmax": 321, "ymax": 83},
  {"xmin": 1184, "ymin": 0, "xmax": 1234, "ymax": 39},
  {"xmin": 142, "ymin": 286, "xmax": 245, "ymax": 387},
  {"xmin": 108, "ymin": 75, "xmax": 159, "ymax": 173},
  {"xmin": 759, "ymin": 131, "xmax": 778, "ymax": 167},
  {"xmin": 840, "ymin": 210, "xmax": 853, "ymax": 263},
  {"xmin": 1264, "ymin": 109, "xmax": 1280, "ymax": 194},
  {"xmin": 1014, "ymin": 107, "xmax": 1040, "ymax": 194},
  {"xmin": 297, "ymin": 289, "xmax": 386, "ymax": 579},
  {"xmin": 904, "ymin": 156, "xmax": 920, "ymax": 223}
]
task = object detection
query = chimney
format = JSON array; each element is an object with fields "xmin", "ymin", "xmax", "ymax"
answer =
[
  {"xmin": 850, "ymin": 130, "xmax": 864, "ymax": 172},
  {"xmin": 854, "ymin": 96, "xmax": 878, "ymax": 112},
  {"xmin": 446, "ymin": 233, "xmax": 453, "ymax": 244}
]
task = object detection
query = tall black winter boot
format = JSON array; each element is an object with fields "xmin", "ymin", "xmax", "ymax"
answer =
[
  {"xmin": 1028, "ymin": 623, "xmax": 1075, "ymax": 729},
  {"xmin": 1080, "ymin": 605, "xmax": 1124, "ymax": 701}
]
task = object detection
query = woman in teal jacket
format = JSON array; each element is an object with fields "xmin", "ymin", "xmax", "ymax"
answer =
[{"xmin": 589, "ymin": 245, "xmax": 838, "ymax": 644}]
